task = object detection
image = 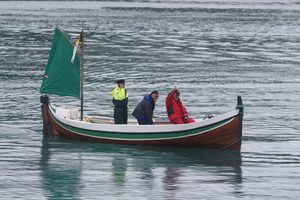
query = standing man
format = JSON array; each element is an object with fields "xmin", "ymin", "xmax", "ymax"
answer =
[
  {"xmin": 111, "ymin": 79, "xmax": 128, "ymax": 124},
  {"xmin": 132, "ymin": 91, "xmax": 159, "ymax": 125}
]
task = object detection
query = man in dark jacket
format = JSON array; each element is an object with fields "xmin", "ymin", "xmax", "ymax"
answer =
[{"xmin": 132, "ymin": 91, "xmax": 159, "ymax": 125}]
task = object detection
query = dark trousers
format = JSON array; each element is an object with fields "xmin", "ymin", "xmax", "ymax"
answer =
[
  {"xmin": 136, "ymin": 115, "xmax": 149, "ymax": 125},
  {"xmin": 114, "ymin": 107, "xmax": 128, "ymax": 124}
]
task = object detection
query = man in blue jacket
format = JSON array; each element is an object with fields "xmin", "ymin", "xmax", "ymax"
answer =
[{"xmin": 132, "ymin": 91, "xmax": 159, "ymax": 125}]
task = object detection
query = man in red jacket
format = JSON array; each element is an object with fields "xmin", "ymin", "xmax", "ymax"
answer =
[{"xmin": 166, "ymin": 88, "xmax": 195, "ymax": 124}]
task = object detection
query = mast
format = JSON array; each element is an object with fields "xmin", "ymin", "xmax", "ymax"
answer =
[{"xmin": 80, "ymin": 30, "xmax": 84, "ymax": 121}]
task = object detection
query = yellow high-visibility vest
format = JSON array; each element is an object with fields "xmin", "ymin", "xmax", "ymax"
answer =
[{"xmin": 111, "ymin": 86, "xmax": 128, "ymax": 100}]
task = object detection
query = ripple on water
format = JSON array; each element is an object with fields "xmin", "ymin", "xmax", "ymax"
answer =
[{"xmin": 0, "ymin": 1, "xmax": 300, "ymax": 199}]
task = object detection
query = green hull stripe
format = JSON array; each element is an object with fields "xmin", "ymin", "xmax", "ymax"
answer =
[{"xmin": 53, "ymin": 114, "xmax": 234, "ymax": 140}]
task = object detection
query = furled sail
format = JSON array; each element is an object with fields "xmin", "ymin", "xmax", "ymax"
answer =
[{"xmin": 40, "ymin": 27, "xmax": 80, "ymax": 99}]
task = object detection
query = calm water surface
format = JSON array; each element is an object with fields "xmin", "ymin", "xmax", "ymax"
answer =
[{"xmin": 0, "ymin": 0, "xmax": 300, "ymax": 199}]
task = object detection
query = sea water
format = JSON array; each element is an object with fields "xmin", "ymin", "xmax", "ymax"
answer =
[{"xmin": 0, "ymin": 1, "xmax": 299, "ymax": 199}]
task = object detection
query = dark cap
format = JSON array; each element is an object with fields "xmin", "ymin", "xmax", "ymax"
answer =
[
  {"xmin": 150, "ymin": 90, "xmax": 159, "ymax": 96},
  {"xmin": 116, "ymin": 79, "xmax": 125, "ymax": 84}
]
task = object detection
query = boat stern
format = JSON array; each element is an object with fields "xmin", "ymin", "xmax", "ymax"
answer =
[{"xmin": 40, "ymin": 95, "xmax": 59, "ymax": 137}]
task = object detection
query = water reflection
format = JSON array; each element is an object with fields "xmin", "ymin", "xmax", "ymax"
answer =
[
  {"xmin": 133, "ymin": 146, "xmax": 243, "ymax": 197},
  {"xmin": 39, "ymin": 137, "xmax": 83, "ymax": 200},
  {"xmin": 39, "ymin": 137, "xmax": 242, "ymax": 199},
  {"xmin": 111, "ymin": 156, "xmax": 127, "ymax": 187},
  {"xmin": 163, "ymin": 167, "xmax": 180, "ymax": 191}
]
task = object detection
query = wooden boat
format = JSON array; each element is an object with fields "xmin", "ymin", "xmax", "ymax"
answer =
[{"xmin": 40, "ymin": 27, "xmax": 244, "ymax": 150}]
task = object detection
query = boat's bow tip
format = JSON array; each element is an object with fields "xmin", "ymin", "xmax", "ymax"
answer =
[
  {"xmin": 236, "ymin": 96, "xmax": 244, "ymax": 116},
  {"xmin": 40, "ymin": 95, "xmax": 49, "ymax": 104}
]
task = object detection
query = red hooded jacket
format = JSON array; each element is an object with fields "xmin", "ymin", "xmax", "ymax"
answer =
[{"xmin": 166, "ymin": 90, "xmax": 190, "ymax": 124}]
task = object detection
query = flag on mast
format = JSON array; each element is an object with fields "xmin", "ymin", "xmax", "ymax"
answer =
[{"xmin": 71, "ymin": 36, "xmax": 81, "ymax": 63}]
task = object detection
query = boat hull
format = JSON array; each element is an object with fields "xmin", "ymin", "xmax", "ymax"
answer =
[{"xmin": 40, "ymin": 96, "xmax": 243, "ymax": 150}]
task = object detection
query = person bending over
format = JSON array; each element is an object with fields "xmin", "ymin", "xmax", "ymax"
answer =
[{"xmin": 132, "ymin": 91, "xmax": 159, "ymax": 125}]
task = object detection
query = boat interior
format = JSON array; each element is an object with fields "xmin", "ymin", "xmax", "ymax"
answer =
[{"xmin": 52, "ymin": 105, "xmax": 200, "ymax": 125}]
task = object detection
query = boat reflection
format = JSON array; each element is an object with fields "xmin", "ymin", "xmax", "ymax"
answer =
[
  {"xmin": 39, "ymin": 136, "xmax": 242, "ymax": 198},
  {"xmin": 130, "ymin": 145, "xmax": 243, "ymax": 195},
  {"xmin": 39, "ymin": 137, "xmax": 83, "ymax": 200}
]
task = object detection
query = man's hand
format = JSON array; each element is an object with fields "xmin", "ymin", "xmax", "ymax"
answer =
[{"xmin": 183, "ymin": 114, "xmax": 188, "ymax": 122}]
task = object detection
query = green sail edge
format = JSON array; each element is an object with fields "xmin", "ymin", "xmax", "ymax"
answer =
[{"xmin": 40, "ymin": 28, "xmax": 80, "ymax": 99}]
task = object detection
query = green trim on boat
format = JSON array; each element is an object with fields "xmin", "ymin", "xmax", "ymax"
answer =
[{"xmin": 53, "ymin": 114, "xmax": 234, "ymax": 140}]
